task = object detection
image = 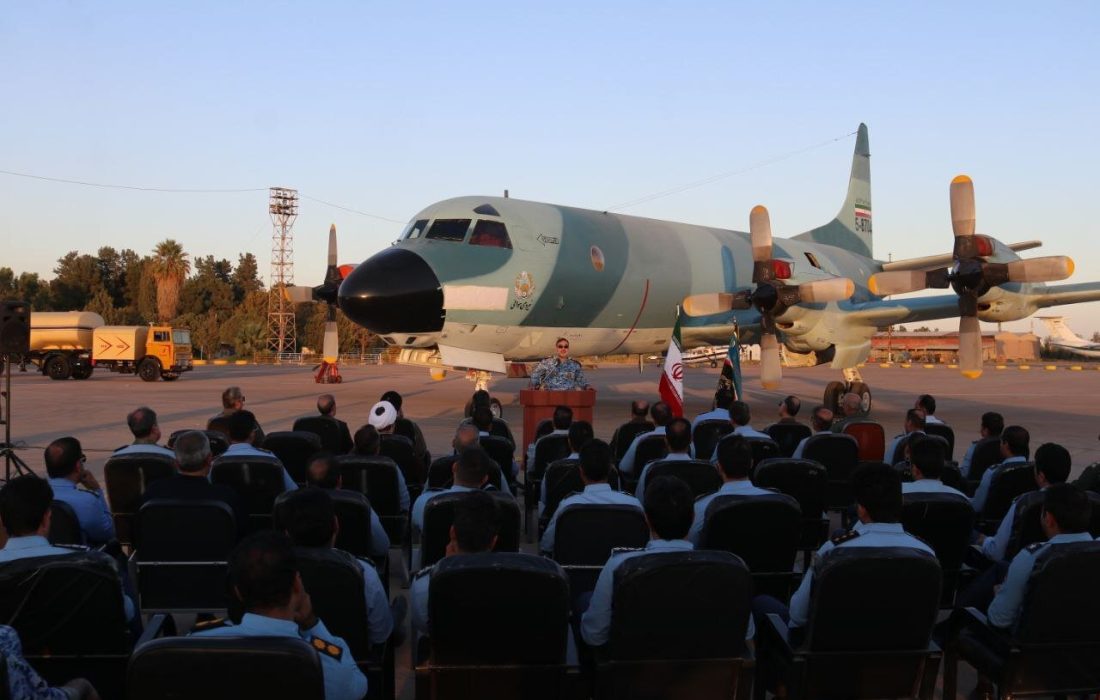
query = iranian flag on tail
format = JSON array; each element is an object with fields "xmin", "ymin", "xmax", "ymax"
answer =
[{"xmin": 659, "ymin": 312, "xmax": 684, "ymax": 417}]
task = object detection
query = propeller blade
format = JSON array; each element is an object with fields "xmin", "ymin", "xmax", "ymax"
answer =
[
  {"xmin": 1005, "ymin": 256, "xmax": 1074, "ymax": 283},
  {"xmin": 950, "ymin": 175, "xmax": 976, "ymax": 238},
  {"xmin": 749, "ymin": 205, "xmax": 773, "ymax": 264},
  {"xmin": 328, "ymin": 224, "xmax": 338, "ymax": 267},
  {"xmin": 798, "ymin": 277, "xmax": 855, "ymax": 304},
  {"xmin": 958, "ymin": 314, "xmax": 983, "ymax": 379},
  {"xmin": 760, "ymin": 331, "xmax": 782, "ymax": 390},
  {"xmin": 285, "ymin": 285, "xmax": 315, "ymax": 304},
  {"xmin": 682, "ymin": 293, "xmax": 735, "ymax": 317},
  {"xmin": 868, "ymin": 270, "xmax": 930, "ymax": 296},
  {"xmin": 322, "ymin": 320, "xmax": 339, "ymax": 364}
]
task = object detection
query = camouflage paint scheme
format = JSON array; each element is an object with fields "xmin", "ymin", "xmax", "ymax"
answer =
[{"xmin": 340, "ymin": 124, "xmax": 1100, "ymax": 373}]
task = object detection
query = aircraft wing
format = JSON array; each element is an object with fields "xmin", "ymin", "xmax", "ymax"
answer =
[
  {"xmin": 1029, "ymin": 281, "xmax": 1100, "ymax": 308},
  {"xmin": 844, "ymin": 295, "xmax": 963, "ymax": 327}
]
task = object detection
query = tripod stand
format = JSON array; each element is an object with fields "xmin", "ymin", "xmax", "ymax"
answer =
[{"xmin": 1, "ymin": 354, "xmax": 33, "ymax": 481}]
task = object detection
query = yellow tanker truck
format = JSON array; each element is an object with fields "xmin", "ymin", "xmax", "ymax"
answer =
[{"xmin": 23, "ymin": 311, "xmax": 193, "ymax": 381}]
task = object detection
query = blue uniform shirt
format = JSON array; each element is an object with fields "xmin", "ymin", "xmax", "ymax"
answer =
[
  {"xmin": 634, "ymin": 452, "xmax": 693, "ymax": 500},
  {"xmin": 538, "ymin": 452, "xmax": 579, "ymax": 513},
  {"xmin": 529, "ymin": 357, "xmax": 588, "ymax": 391},
  {"xmin": 112, "ymin": 443, "xmax": 176, "ymax": 458},
  {"xmin": 222, "ymin": 443, "xmax": 299, "ymax": 492},
  {"xmin": 540, "ymin": 484, "xmax": 642, "ymax": 554},
  {"xmin": 979, "ymin": 486, "xmax": 1046, "ymax": 562},
  {"xmin": 971, "ymin": 455, "xmax": 1029, "ymax": 513},
  {"xmin": 791, "ymin": 431, "xmax": 831, "ymax": 460},
  {"xmin": 580, "ymin": 539, "xmax": 756, "ymax": 647},
  {"xmin": 987, "ymin": 532, "xmax": 1095, "ymax": 629},
  {"xmin": 688, "ymin": 480, "xmax": 774, "ymax": 544},
  {"xmin": 618, "ymin": 426, "xmax": 667, "ymax": 476},
  {"xmin": 191, "ymin": 613, "xmax": 367, "ymax": 700},
  {"xmin": 960, "ymin": 440, "xmax": 979, "ymax": 479},
  {"xmin": 46, "ymin": 478, "xmax": 115, "ymax": 546},
  {"xmin": 409, "ymin": 567, "xmax": 432, "ymax": 637},
  {"xmin": 708, "ymin": 426, "xmax": 771, "ymax": 463},
  {"xmin": 354, "ymin": 559, "xmax": 393, "ymax": 645},
  {"xmin": 410, "ymin": 484, "xmax": 480, "ymax": 534},
  {"xmin": 788, "ymin": 521, "xmax": 934, "ymax": 628},
  {"xmin": 691, "ymin": 409, "xmax": 730, "ymax": 429},
  {"xmin": 902, "ymin": 479, "xmax": 968, "ymax": 499}
]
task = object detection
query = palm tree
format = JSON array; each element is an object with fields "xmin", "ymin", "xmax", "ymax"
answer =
[{"xmin": 149, "ymin": 239, "xmax": 191, "ymax": 322}]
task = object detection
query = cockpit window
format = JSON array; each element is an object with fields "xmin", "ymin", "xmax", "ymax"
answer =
[
  {"xmin": 403, "ymin": 219, "xmax": 429, "ymax": 240},
  {"xmin": 425, "ymin": 219, "xmax": 471, "ymax": 242},
  {"xmin": 469, "ymin": 220, "xmax": 512, "ymax": 249}
]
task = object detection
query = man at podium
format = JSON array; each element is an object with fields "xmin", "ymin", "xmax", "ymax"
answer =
[{"xmin": 529, "ymin": 338, "xmax": 591, "ymax": 391}]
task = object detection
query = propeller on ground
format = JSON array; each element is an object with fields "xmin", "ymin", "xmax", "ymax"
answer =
[
  {"xmin": 683, "ymin": 205, "xmax": 855, "ymax": 390},
  {"xmin": 868, "ymin": 175, "xmax": 1074, "ymax": 379},
  {"xmin": 286, "ymin": 224, "xmax": 348, "ymax": 363}
]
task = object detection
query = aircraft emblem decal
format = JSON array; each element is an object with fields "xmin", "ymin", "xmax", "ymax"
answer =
[
  {"xmin": 514, "ymin": 271, "xmax": 535, "ymax": 299},
  {"xmin": 537, "ymin": 234, "xmax": 559, "ymax": 246},
  {"xmin": 854, "ymin": 199, "xmax": 872, "ymax": 234}
]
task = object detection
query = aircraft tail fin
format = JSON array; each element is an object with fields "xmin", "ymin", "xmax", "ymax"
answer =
[
  {"xmin": 794, "ymin": 123, "xmax": 873, "ymax": 258},
  {"xmin": 1037, "ymin": 316, "xmax": 1083, "ymax": 344}
]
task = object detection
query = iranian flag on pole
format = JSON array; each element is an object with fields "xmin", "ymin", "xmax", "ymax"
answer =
[{"xmin": 659, "ymin": 312, "xmax": 685, "ymax": 417}]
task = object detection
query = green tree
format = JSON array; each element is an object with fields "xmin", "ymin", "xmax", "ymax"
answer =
[
  {"xmin": 234, "ymin": 319, "xmax": 268, "ymax": 357},
  {"xmin": 86, "ymin": 287, "xmax": 123, "ymax": 324},
  {"xmin": 0, "ymin": 268, "xmax": 14, "ymax": 298},
  {"xmin": 149, "ymin": 240, "xmax": 191, "ymax": 322},
  {"xmin": 1092, "ymin": 331, "xmax": 1100, "ymax": 344},
  {"xmin": 50, "ymin": 251, "xmax": 102, "ymax": 310},
  {"xmin": 232, "ymin": 253, "xmax": 263, "ymax": 302}
]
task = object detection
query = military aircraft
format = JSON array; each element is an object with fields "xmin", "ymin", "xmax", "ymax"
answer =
[
  {"xmin": 298, "ymin": 124, "xmax": 1100, "ymax": 409},
  {"xmin": 1037, "ymin": 316, "xmax": 1100, "ymax": 359}
]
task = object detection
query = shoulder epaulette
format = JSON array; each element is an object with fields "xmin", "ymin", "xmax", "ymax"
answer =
[
  {"xmin": 412, "ymin": 565, "xmax": 435, "ymax": 580},
  {"xmin": 56, "ymin": 544, "xmax": 90, "ymax": 552},
  {"xmin": 1025, "ymin": 541, "xmax": 1045, "ymax": 554},
  {"xmin": 831, "ymin": 530, "xmax": 861, "ymax": 545},
  {"xmin": 609, "ymin": 547, "xmax": 645, "ymax": 556},
  {"xmin": 192, "ymin": 617, "xmax": 230, "ymax": 631},
  {"xmin": 311, "ymin": 636, "xmax": 344, "ymax": 661}
]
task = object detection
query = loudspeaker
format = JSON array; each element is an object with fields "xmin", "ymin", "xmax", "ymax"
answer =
[{"xmin": 0, "ymin": 300, "xmax": 31, "ymax": 355}]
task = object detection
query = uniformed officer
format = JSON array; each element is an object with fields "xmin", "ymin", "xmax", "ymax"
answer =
[
  {"xmin": 112, "ymin": 406, "xmax": 176, "ymax": 458},
  {"xmin": 790, "ymin": 406, "xmax": 835, "ymax": 459},
  {"xmin": 540, "ymin": 439, "xmax": 641, "ymax": 554},
  {"xmin": 902, "ymin": 436, "xmax": 968, "ymax": 497},
  {"xmin": 971, "ymin": 425, "xmax": 1031, "ymax": 513},
  {"xmin": 529, "ymin": 338, "xmax": 590, "ymax": 391},
  {"xmin": 220, "ymin": 410, "xmax": 298, "ymax": 492},
  {"xmin": 580, "ymin": 476, "xmax": 756, "ymax": 647},
  {"xmin": 191, "ymin": 532, "xmax": 367, "ymax": 700},
  {"xmin": 634, "ymin": 417, "xmax": 694, "ymax": 500},
  {"xmin": 410, "ymin": 446, "xmax": 492, "ymax": 536},
  {"xmin": 688, "ymin": 436, "xmax": 774, "ymax": 544},
  {"xmin": 43, "ymin": 437, "xmax": 115, "ymax": 546},
  {"xmin": 884, "ymin": 408, "xmax": 927, "ymax": 467},
  {"xmin": 958, "ymin": 412, "xmax": 1004, "ymax": 479},
  {"xmin": 538, "ymin": 420, "xmax": 592, "ymax": 516},
  {"xmin": 410, "ymin": 490, "xmax": 499, "ymax": 642}
]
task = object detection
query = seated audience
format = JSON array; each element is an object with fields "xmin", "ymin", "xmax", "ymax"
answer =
[
  {"xmin": 915, "ymin": 394, "xmax": 944, "ymax": 425},
  {"xmin": 380, "ymin": 391, "xmax": 429, "ymax": 466},
  {"xmin": 775, "ymin": 395, "xmax": 803, "ymax": 425},
  {"xmin": 303, "ymin": 453, "xmax": 390, "ymax": 557},
  {"xmin": 209, "ymin": 386, "xmax": 265, "ymax": 445},
  {"xmin": 618, "ymin": 402, "xmax": 673, "ymax": 476},
  {"xmin": 526, "ymin": 405, "xmax": 574, "ymax": 469},
  {"xmin": 411, "ymin": 447, "xmax": 492, "ymax": 535},
  {"xmin": 221, "ymin": 411, "xmax": 297, "ymax": 492},
  {"xmin": 902, "ymin": 436, "xmax": 967, "ymax": 497},
  {"xmin": 351, "ymin": 425, "xmax": 410, "ymax": 513},
  {"xmin": 791, "ymin": 405, "xmax": 834, "ymax": 458},
  {"xmin": 692, "ymin": 390, "xmax": 733, "ymax": 428},
  {"xmin": 885, "ymin": 408, "xmax": 927, "ymax": 466},
  {"xmin": 539, "ymin": 421, "xmax": 594, "ymax": 514},
  {"xmin": 689, "ymin": 436, "xmax": 773, "ymax": 544},
  {"xmin": 971, "ymin": 425, "xmax": 1031, "ymax": 513},
  {"xmin": 112, "ymin": 406, "xmax": 175, "ymax": 457},
  {"xmin": 708, "ymin": 401, "xmax": 770, "ymax": 462},
  {"xmin": 831, "ymin": 392, "xmax": 869, "ymax": 434},
  {"xmin": 960, "ymin": 411, "xmax": 1005, "ymax": 479},
  {"xmin": 311, "ymin": 394, "xmax": 354, "ymax": 454},
  {"xmin": 142, "ymin": 430, "xmax": 247, "ymax": 534},
  {"xmin": 634, "ymin": 417, "xmax": 693, "ymax": 499},
  {"xmin": 44, "ymin": 437, "xmax": 115, "ymax": 547}
]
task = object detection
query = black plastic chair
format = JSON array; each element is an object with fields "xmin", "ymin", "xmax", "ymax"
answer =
[
  {"xmin": 643, "ymin": 459, "xmax": 721, "ymax": 499},
  {"xmin": 427, "ymin": 452, "xmax": 508, "ymax": 494},
  {"xmin": 978, "ymin": 463, "xmax": 1037, "ymax": 532},
  {"xmin": 48, "ymin": 499, "xmax": 84, "ymax": 546},
  {"xmin": 262, "ymin": 431, "xmax": 323, "ymax": 484},
  {"xmin": 167, "ymin": 429, "xmax": 229, "ymax": 456},
  {"xmin": 338, "ymin": 454, "xmax": 407, "ymax": 545},
  {"xmin": 765, "ymin": 423, "xmax": 812, "ymax": 459},
  {"xmin": 380, "ymin": 434, "xmax": 426, "ymax": 493},
  {"xmin": 597, "ymin": 550, "xmax": 754, "ymax": 700},
  {"xmin": 758, "ymin": 547, "xmax": 942, "ymax": 700},
  {"xmin": 292, "ymin": 415, "xmax": 352, "ymax": 454},
  {"xmin": 210, "ymin": 456, "xmax": 289, "ymax": 533},
  {"xmin": 418, "ymin": 552, "xmax": 571, "ymax": 699},
  {"xmin": 800, "ymin": 434, "xmax": 859, "ymax": 515},
  {"xmin": 1004, "ymin": 489, "xmax": 1100, "ymax": 559},
  {"xmin": 753, "ymin": 458, "xmax": 830, "ymax": 559},
  {"xmin": 612, "ymin": 421, "xmax": 655, "ymax": 463},
  {"xmin": 274, "ymin": 489, "xmax": 376, "ymax": 559},
  {"xmin": 531, "ymin": 434, "xmax": 571, "ymax": 482},
  {"xmin": 0, "ymin": 551, "xmax": 168, "ymax": 699},
  {"xmin": 691, "ymin": 420, "xmax": 733, "ymax": 464},
  {"xmin": 127, "ymin": 636, "xmax": 325, "ymax": 700},
  {"xmin": 965, "ymin": 437, "xmax": 1004, "ymax": 491},
  {"xmin": 944, "ymin": 541, "xmax": 1100, "ymax": 699},
  {"xmin": 103, "ymin": 452, "xmax": 177, "ymax": 545},
  {"xmin": 420, "ymin": 491, "xmax": 521, "ymax": 568},
  {"xmin": 551, "ymin": 504, "xmax": 648, "ymax": 594},
  {"xmin": 632, "ymin": 434, "xmax": 669, "ymax": 475},
  {"xmin": 700, "ymin": 494, "xmax": 802, "ymax": 598},
  {"xmin": 479, "ymin": 435, "xmax": 516, "ymax": 482},
  {"xmin": 924, "ymin": 423, "xmax": 956, "ymax": 461},
  {"xmin": 901, "ymin": 493, "xmax": 975, "ymax": 606},
  {"xmin": 132, "ymin": 499, "xmax": 237, "ymax": 613},
  {"xmin": 539, "ymin": 458, "xmax": 583, "ymax": 529}
]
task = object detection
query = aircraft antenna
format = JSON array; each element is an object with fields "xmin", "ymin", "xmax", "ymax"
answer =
[{"xmin": 267, "ymin": 187, "xmax": 299, "ymax": 356}]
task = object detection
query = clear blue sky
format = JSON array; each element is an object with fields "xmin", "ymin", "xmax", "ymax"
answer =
[{"xmin": 2, "ymin": 1, "xmax": 1099, "ymax": 336}]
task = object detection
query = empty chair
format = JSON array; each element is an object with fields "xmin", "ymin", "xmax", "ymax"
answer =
[
  {"xmin": 758, "ymin": 547, "xmax": 942, "ymax": 699},
  {"xmin": 944, "ymin": 541, "xmax": 1100, "ymax": 699},
  {"xmin": 292, "ymin": 416, "xmax": 352, "ymax": 454},
  {"xmin": 380, "ymin": 434, "xmax": 426, "ymax": 491},
  {"xmin": 103, "ymin": 452, "xmax": 177, "ymax": 544},
  {"xmin": 766, "ymin": 422, "xmax": 812, "ymax": 459},
  {"xmin": 262, "ymin": 431, "xmax": 322, "ymax": 484},
  {"xmin": 275, "ymin": 489, "xmax": 377, "ymax": 559},
  {"xmin": 47, "ymin": 500, "xmax": 84, "ymax": 546},
  {"xmin": 420, "ymin": 492, "xmax": 521, "ymax": 568},
  {"xmin": 595, "ymin": 550, "xmax": 754, "ymax": 699},
  {"xmin": 552, "ymin": 504, "xmax": 648, "ymax": 593},
  {"xmin": 842, "ymin": 420, "xmax": 886, "ymax": 462},
  {"xmin": 754, "ymin": 459, "xmax": 830, "ymax": 556},
  {"xmin": 417, "ymin": 553, "xmax": 571, "ymax": 699},
  {"xmin": 132, "ymin": 499, "xmax": 237, "ymax": 613},
  {"xmin": 700, "ymin": 494, "xmax": 802, "ymax": 598},
  {"xmin": 901, "ymin": 493, "xmax": 975, "ymax": 605},
  {"xmin": 643, "ymin": 459, "xmax": 721, "ymax": 499},
  {"xmin": 977, "ymin": 463, "xmax": 1037, "ymax": 532},
  {"xmin": 338, "ymin": 454, "xmax": 407, "ymax": 544},
  {"xmin": 692, "ymin": 420, "xmax": 733, "ymax": 463},
  {"xmin": 800, "ymin": 434, "xmax": 859, "ymax": 514},
  {"xmin": 924, "ymin": 423, "xmax": 956, "ymax": 461},
  {"xmin": 210, "ymin": 455, "xmax": 290, "ymax": 533},
  {"xmin": 127, "ymin": 636, "xmax": 324, "ymax": 700}
]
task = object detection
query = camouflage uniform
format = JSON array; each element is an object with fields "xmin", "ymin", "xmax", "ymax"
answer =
[{"xmin": 529, "ymin": 357, "xmax": 587, "ymax": 390}]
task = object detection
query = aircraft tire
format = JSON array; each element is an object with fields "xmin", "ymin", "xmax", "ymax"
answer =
[
  {"xmin": 849, "ymin": 381, "xmax": 872, "ymax": 414},
  {"xmin": 823, "ymin": 381, "xmax": 846, "ymax": 413}
]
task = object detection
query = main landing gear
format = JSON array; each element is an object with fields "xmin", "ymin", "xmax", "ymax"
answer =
[{"xmin": 823, "ymin": 367, "xmax": 872, "ymax": 415}]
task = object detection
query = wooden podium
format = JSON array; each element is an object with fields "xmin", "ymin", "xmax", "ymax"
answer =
[{"xmin": 518, "ymin": 389, "xmax": 597, "ymax": 465}]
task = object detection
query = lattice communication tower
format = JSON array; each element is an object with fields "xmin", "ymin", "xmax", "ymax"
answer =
[{"xmin": 267, "ymin": 187, "xmax": 298, "ymax": 354}]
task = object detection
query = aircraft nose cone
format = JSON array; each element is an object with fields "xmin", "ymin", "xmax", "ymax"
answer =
[{"xmin": 338, "ymin": 248, "xmax": 444, "ymax": 333}]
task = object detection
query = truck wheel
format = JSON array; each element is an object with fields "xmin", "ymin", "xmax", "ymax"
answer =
[
  {"xmin": 138, "ymin": 358, "xmax": 161, "ymax": 382},
  {"xmin": 46, "ymin": 355, "xmax": 72, "ymax": 381},
  {"xmin": 71, "ymin": 360, "xmax": 93, "ymax": 380}
]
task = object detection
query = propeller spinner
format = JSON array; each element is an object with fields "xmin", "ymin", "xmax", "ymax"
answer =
[
  {"xmin": 868, "ymin": 175, "xmax": 1074, "ymax": 379},
  {"xmin": 683, "ymin": 205, "xmax": 855, "ymax": 390}
]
